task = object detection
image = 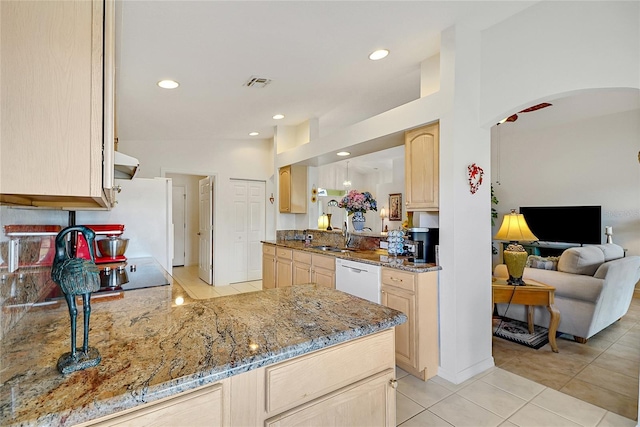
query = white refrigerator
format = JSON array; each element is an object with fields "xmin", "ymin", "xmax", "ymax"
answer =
[{"xmin": 74, "ymin": 177, "xmax": 173, "ymax": 273}]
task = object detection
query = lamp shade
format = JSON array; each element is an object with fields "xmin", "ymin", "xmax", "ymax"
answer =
[
  {"xmin": 318, "ymin": 214, "xmax": 328, "ymax": 230},
  {"xmin": 380, "ymin": 208, "xmax": 387, "ymax": 219},
  {"xmin": 493, "ymin": 210, "xmax": 538, "ymax": 242}
]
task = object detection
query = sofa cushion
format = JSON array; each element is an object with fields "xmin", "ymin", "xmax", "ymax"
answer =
[
  {"xmin": 520, "ymin": 267, "xmax": 604, "ymax": 303},
  {"xmin": 526, "ymin": 255, "xmax": 559, "ymax": 270},
  {"xmin": 558, "ymin": 246, "xmax": 605, "ymax": 276},
  {"xmin": 592, "ymin": 243, "xmax": 624, "ymax": 261}
]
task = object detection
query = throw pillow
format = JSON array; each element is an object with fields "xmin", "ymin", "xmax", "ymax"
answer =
[
  {"xmin": 526, "ymin": 255, "xmax": 559, "ymax": 271},
  {"xmin": 557, "ymin": 246, "xmax": 605, "ymax": 275}
]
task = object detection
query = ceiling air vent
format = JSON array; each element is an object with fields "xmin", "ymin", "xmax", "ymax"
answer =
[{"xmin": 244, "ymin": 76, "xmax": 272, "ymax": 88}]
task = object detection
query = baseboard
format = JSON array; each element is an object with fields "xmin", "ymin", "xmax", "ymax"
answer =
[{"xmin": 436, "ymin": 357, "xmax": 495, "ymax": 385}]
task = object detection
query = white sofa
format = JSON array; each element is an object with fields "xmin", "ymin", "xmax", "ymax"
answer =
[{"xmin": 494, "ymin": 243, "xmax": 640, "ymax": 342}]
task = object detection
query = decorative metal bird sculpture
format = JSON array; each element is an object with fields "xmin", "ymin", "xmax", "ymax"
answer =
[{"xmin": 51, "ymin": 226, "xmax": 101, "ymax": 374}]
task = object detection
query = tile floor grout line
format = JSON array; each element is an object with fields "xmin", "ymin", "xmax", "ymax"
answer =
[{"xmin": 527, "ymin": 399, "xmax": 603, "ymax": 427}]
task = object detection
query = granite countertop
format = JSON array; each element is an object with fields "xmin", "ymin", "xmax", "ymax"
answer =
[
  {"xmin": 263, "ymin": 240, "xmax": 442, "ymax": 273},
  {"xmin": 0, "ymin": 279, "xmax": 405, "ymax": 426}
]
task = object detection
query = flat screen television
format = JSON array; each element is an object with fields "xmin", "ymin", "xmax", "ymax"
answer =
[{"xmin": 519, "ymin": 206, "xmax": 602, "ymax": 245}]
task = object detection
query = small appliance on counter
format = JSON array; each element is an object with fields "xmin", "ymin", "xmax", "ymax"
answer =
[
  {"xmin": 407, "ymin": 227, "xmax": 439, "ymax": 264},
  {"xmin": 75, "ymin": 224, "xmax": 132, "ymax": 292},
  {"xmin": 76, "ymin": 224, "xmax": 127, "ymax": 264}
]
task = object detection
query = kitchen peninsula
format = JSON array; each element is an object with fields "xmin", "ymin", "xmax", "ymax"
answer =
[
  {"xmin": 0, "ymin": 278, "xmax": 405, "ymax": 426},
  {"xmin": 264, "ymin": 231, "xmax": 442, "ymax": 382}
]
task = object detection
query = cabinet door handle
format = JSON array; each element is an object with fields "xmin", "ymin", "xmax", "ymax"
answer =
[
  {"xmin": 389, "ymin": 379, "xmax": 398, "ymax": 389},
  {"xmin": 390, "ymin": 277, "xmax": 402, "ymax": 282}
]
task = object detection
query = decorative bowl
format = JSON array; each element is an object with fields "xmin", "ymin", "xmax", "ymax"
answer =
[{"xmin": 97, "ymin": 237, "xmax": 129, "ymax": 258}]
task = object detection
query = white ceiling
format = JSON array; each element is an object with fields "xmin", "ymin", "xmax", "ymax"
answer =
[
  {"xmin": 115, "ymin": 1, "xmax": 639, "ymax": 174},
  {"xmin": 115, "ymin": 1, "xmax": 536, "ymax": 142}
]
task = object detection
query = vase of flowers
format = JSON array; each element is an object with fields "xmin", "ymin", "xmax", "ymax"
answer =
[{"xmin": 338, "ymin": 190, "xmax": 377, "ymax": 231}]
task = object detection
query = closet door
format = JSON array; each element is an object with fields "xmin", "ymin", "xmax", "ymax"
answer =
[{"xmin": 230, "ymin": 180, "xmax": 265, "ymax": 283}]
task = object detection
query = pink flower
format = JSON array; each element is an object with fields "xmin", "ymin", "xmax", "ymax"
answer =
[{"xmin": 338, "ymin": 190, "xmax": 377, "ymax": 214}]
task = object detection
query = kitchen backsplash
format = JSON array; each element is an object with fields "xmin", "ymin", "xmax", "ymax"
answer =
[
  {"xmin": 0, "ymin": 234, "xmax": 58, "ymax": 340},
  {"xmin": 276, "ymin": 229, "xmax": 385, "ymax": 251}
]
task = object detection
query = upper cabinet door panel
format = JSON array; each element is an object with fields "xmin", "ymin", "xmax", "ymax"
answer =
[
  {"xmin": 405, "ymin": 122, "xmax": 439, "ymax": 211},
  {"xmin": 278, "ymin": 165, "xmax": 307, "ymax": 214},
  {"xmin": 0, "ymin": 0, "xmax": 112, "ymax": 208}
]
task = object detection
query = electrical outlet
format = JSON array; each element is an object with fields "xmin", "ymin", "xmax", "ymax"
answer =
[{"xmin": 380, "ymin": 241, "xmax": 388, "ymax": 249}]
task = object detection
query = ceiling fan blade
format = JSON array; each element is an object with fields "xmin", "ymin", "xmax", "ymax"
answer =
[{"xmin": 519, "ymin": 102, "xmax": 552, "ymax": 113}]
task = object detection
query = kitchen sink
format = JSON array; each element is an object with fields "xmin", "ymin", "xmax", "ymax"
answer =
[{"xmin": 310, "ymin": 245, "xmax": 355, "ymax": 253}]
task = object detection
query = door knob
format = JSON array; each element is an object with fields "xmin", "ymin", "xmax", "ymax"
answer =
[{"xmin": 389, "ymin": 379, "xmax": 398, "ymax": 389}]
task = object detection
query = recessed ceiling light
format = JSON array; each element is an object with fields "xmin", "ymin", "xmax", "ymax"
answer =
[
  {"xmin": 336, "ymin": 151, "xmax": 351, "ymax": 157},
  {"xmin": 249, "ymin": 132, "xmax": 259, "ymax": 136},
  {"xmin": 369, "ymin": 49, "xmax": 389, "ymax": 60},
  {"xmin": 273, "ymin": 114, "xmax": 285, "ymax": 120},
  {"xmin": 157, "ymin": 79, "xmax": 179, "ymax": 89}
]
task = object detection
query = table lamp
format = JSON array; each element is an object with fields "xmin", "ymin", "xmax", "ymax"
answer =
[
  {"xmin": 493, "ymin": 209, "xmax": 538, "ymax": 285},
  {"xmin": 380, "ymin": 208, "xmax": 387, "ymax": 232}
]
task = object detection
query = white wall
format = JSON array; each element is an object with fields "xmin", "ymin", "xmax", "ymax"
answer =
[
  {"xmin": 491, "ymin": 108, "xmax": 640, "ymax": 258},
  {"xmin": 480, "ymin": 1, "xmax": 640, "ymax": 126},
  {"xmin": 119, "ymin": 138, "xmax": 273, "ymax": 285},
  {"xmin": 376, "ymin": 157, "xmax": 405, "ymax": 232}
]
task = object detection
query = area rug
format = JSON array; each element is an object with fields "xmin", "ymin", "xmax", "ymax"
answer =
[{"xmin": 493, "ymin": 318, "xmax": 549, "ymax": 349}]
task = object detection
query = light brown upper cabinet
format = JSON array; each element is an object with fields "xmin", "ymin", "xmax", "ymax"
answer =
[
  {"xmin": 405, "ymin": 122, "xmax": 439, "ymax": 211},
  {"xmin": 279, "ymin": 165, "xmax": 307, "ymax": 213},
  {"xmin": 0, "ymin": 0, "xmax": 116, "ymax": 209}
]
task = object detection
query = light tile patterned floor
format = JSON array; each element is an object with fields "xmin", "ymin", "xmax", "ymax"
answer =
[{"xmin": 172, "ymin": 266, "xmax": 638, "ymax": 427}]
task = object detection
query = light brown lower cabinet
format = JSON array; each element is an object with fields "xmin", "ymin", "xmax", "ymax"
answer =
[
  {"xmin": 83, "ymin": 329, "xmax": 396, "ymax": 426},
  {"xmin": 231, "ymin": 329, "xmax": 396, "ymax": 426},
  {"xmin": 262, "ymin": 244, "xmax": 276, "ymax": 289},
  {"xmin": 292, "ymin": 250, "xmax": 312, "ymax": 285},
  {"xmin": 381, "ymin": 268, "xmax": 439, "ymax": 381},
  {"xmin": 310, "ymin": 253, "xmax": 336, "ymax": 289},
  {"xmin": 79, "ymin": 381, "xmax": 229, "ymax": 427},
  {"xmin": 275, "ymin": 247, "xmax": 293, "ymax": 287},
  {"xmin": 265, "ymin": 244, "xmax": 336, "ymax": 289}
]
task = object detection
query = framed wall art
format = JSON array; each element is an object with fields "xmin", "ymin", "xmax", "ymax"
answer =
[{"xmin": 389, "ymin": 193, "xmax": 402, "ymax": 221}]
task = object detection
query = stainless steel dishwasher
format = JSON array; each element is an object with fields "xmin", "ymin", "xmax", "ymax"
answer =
[{"xmin": 335, "ymin": 258, "xmax": 381, "ymax": 303}]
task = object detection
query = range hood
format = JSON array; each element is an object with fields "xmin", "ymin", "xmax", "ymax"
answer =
[{"xmin": 114, "ymin": 151, "xmax": 139, "ymax": 179}]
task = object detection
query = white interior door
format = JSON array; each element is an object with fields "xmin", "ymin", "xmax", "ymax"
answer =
[
  {"xmin": 247, "ymin": 182, "xmax": 265, "ymax": 280},
  {"xmin": 198, "ymin": 177, "xmax": 213, "ymax": 284},
  {"xmin": 172, "ymin": 185, "xmax": 186, "ymax": 266},
  {"xmin": 229, "ymin": 180, "xmax": 265, "ymax": 283},
  {"xmin": 230, "ymin": 182, "xmax": 248, "ymax": 283}
]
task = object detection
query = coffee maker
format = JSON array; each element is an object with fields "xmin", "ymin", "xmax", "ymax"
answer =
[{"xmin": 407, "ymin": 227, "xmax": 439, "ymax": 264}]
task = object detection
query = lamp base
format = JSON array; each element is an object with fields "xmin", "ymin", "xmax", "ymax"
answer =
[
  {"xmin": 503, "ymin": 243, "xmax": 528, "ymax": 287},
  {"xmin": 507, "ymin": 275, "xmax": 526, "ymax": 286}
]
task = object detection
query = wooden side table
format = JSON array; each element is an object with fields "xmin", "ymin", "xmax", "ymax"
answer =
[{"xmin": 492, "ymin": 278, "xmax": 561, "ymax": 353}]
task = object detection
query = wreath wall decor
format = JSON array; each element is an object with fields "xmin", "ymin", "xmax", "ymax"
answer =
[{"xmin": 467, "ymin": 163, "xmax": 484, "ymax": 195}]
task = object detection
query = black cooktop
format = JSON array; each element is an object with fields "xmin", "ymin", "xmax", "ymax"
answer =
[{"xmin": 42, "ymin": 257, "xmax": 170, "ymax": 301}]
